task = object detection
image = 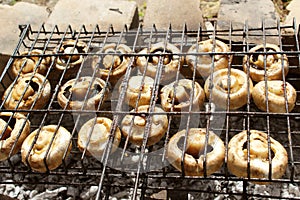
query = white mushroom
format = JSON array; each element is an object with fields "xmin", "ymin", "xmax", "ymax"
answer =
[
  {"xmin": 252, "ymin": 80, "xmax": 296, "ymax": 113},
  {"xmin": 204, "ymin": 68, "xmax": 253, "ymax": 110},
  {"xmin": 186, "ymin": 39, "xmax": 231, "ymax": 78},
  {"xmin": 243, "ymin": 43, "xmax": 289, "ymax": 82}
]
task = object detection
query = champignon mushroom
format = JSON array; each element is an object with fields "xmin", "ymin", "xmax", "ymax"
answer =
[
  {"xmin": 186, "ymin": 39, "xmax": 231, "ymax": 78},
  {"xmin": 135, "ymin": 42, "xmax": 184, "ymax": 83},
  {"xmin": 160, "ymin": 79, "xmax": 205, "ymax": 112},
  {"xmin": 57, "ymin": 76, "xmax": 108, "ymax": 110},
  {"xmin": 2, "ymin": 73, "xmax": 51, "ymax": 110},
  {"xmin": 21, "ymin": 125, "xmax": 72, "ymax": 173},
  {"xmin": 92, "ymin": 43, "xmax": 132, "ymax": 85},
  {"xmin": 227, "ymin": 130, "xmax": 288, "ymax": 184},
  {"xmin": 12, "ymin": 49, "xmax": 51, "ymax": 77},
  {"xmin": 121, "ymin": 105, "xmax": 168, "ymax": 146},
  {"xmin": 252, "ymin": 80, "xmax": 296, "ymax": 113},
  {"xmin": 167, "ymin": 128, "xmax": 225, "ymax": 176},
  {"xmin": 243, "ymin": 43, "xmax": 289, "ymax": 82},
  {"xmin": 77, "ymin": 117, "xmax": 121, "ymax": 158},
  {"xmin": 204, "ymin": 68, "xmax": 253, "ymax": 110}
]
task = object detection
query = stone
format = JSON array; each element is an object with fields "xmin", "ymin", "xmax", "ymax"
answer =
[
  {"xmin": 285, "ymin": 0, "xmax": 300, "ymax": 32},
  {"xmin": 143, "ymin": 0, "xmax": 204, "ymax": 31},
  {"xmin": 0, "ymin": 2, "xmax": 49, "ymax": 55},
  {"xmin": 217, "ymin": 0, "xmax": 280, "ymax": 44},
  {"xmin": 45, "ymin": 0, "xmax": 139, "ymax": 31}
]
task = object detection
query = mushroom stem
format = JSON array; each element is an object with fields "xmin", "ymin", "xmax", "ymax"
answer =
[
  {"xmin": 268, "ymin": 82, "xmax": 285, "ymax": 96},
  {"xmin": 103, "ymin": 55, "xmax": 121, "ymax": 69},
  {"xmin": 248, "ymin": 139, "xmax": 269, "ymax": 159},
  {"xmin": 71, "ymin": 81, "xmax": 90, "ymax": 100},
  {"xmin": 170, "ymin": 85, "xmax": 190, "ymax": 103},
  {"xmin": 219, "ymin": 76, "xmax": 237, "ymax": 91},
  {"xmin": 12, "ymin": 83, "xmax": 35, "ymax": 100},
  {"xmin": 134, "ymin": 116, "xmax": 146, "ymax": 126},
  {"xmin": 0, "ymin": 119, "xmax": 12, "ymax": 140},
  {"xmin": 62, "ymin": 47, "xmax": 80, "ymax": 63}
]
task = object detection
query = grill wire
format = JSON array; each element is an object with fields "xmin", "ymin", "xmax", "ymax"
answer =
[{"xmin": 0, "ymin": 19, "xmax": 299, "ymax": 199}]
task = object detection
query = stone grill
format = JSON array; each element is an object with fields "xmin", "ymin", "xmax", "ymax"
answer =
[{"xmin": 0, "ymin": 21, "xmax": 300, "ymax": 199}]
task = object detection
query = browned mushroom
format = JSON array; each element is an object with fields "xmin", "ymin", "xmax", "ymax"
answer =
[
  {"xmin": 121, "ymin": 105, "xmax": 168, "ymax": 146},
  {"xmin": 160, "ymin": 79, "xmax": 205, "ymax": 111},
  {"xmin": 252, "ymin": 80, "xmax": 296, "ymax": 113},
  {"xmin": 53, "ymin": 40, "xmax": 88, "ymax": 79},
  {"xmin": 243, "ymin": 43, "xmax": 289, "ymax": 82},
  {"xmin": 228, "ymin": 130, "xmax": 288, "ymax": 184},
  {"xmin": 204, "ymin": 68, "xmax": 253, "ymax": 110},
  {"xmin": 121, "ymin": 76, "xmax": 154, "ymax": 108},
  {"xmin": 12, "ymin": 49, "xmax": 51, "ymax": 77},
  {"xmin": 21, "ymin": 125, "xmax": 72, "ymax": 173},
  {"xmin": 136, "ymin": 42, "xmax": 184, "ymax": 83},
  {"xmin": 77, "ymin": 117, "xmax": 121, "ymax": 158},
  {"xmin": 0, "ymin": 112, "xmax": 30, "ymax": 161},
  {"xmin": 186, "ymin": 39, "xmax": 231, "ymax": 78},
  {"xmin": 57, "ymin": 76, "xmax": 108, "ymax": 110},
  {"xmin": 2, "ymin": 73, "xmax": 51, "ymax": 110},
  {"xmin": 92, "ymin": 43, "xmax": 132, "ymax": 84},
  {"xmin": 167, "ymin": 128, "xmax": 225, "ymax": 176}
]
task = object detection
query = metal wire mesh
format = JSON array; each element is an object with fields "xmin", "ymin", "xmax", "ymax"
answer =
[{"xmin": 0, "ymin": 20, "xmax": 299, "ymax": 199}]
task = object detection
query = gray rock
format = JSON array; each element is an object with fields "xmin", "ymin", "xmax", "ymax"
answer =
[
  {"xmin": 217, "ymin": 0, "xmax": 280, "ymax": 44},
  {"xmin": 0, "ymin": 2, "xmax": 49, "ymax": 55},
  {"xmin": 285, "ymin": 0, "xmax": 300, "ymax": 32},
  {"xmin": 143, "ymin": 0, "xmax": 204, "ymax": 31},
  {"xmin": 31, "ymin": 187, "xmax": 67, "ymax": 200},
  {"xmin": 45, "ymin": 0, "xmax": 139, "ymax": 31}
]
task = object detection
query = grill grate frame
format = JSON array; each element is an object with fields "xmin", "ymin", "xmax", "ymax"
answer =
[{"xmin": 0, "ymin": 20, "xmax": 299, "ymax": 199}]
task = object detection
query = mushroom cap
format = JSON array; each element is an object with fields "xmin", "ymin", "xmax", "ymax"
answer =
[
  {"xmin": 160, "ymin": 79, "xmax": 205, "ymax": 112},
  {"xmin": 0, "ymin": 112, "xmax": 30, "ymax": 161},
  {"xmin": 121, "ymin": 105, "xmax": 168, "ymax": 146},
  {"xmin": 92, "ymin": 43, "xmax": 132, "ymax": 84},
  {"xmin": 12, "ymin": 49, "xmax": 51, "ymax": 77},
  {"xmin": 167, "ymin": 128, "xmax": 225, "ymax": 176},
  {"xmin": 204, "ymin": 68, "xmax": 253, "ymax": 110},
  {"xmin": 252, "ymin": 80, "xmax": 296, "ymax": 113},
  {"xmin": 243, "ymin": 43, "xmax": 289, "ymax": 82},
  {"xmin": 2, "ymin": 73, "xmax": 51, "ymax": 110},
  {"xmin": 227, "ymin": 130, "xmax": 288, "ymax": 184},
  {"xmin": 57, "ymin": 76, "xmax": 108, "ymax": 110},
  {"xmin": 121, "ymin": 75, "xmax": 155, "ymax": 108},
  {"xmin": 77, "ymin": 117, "xmax": 121, "ymax": 158},
  {"xmin": 136, "ymin": 42, "xmax": 184, "ymax": 84},
  {"xmin": 53, "ymin": 40, "xmax": 88, "ymax": 70},
  {"xmin": 21, "ymin": 125, "xmax": 72, "ymax": 173},
  {"xmin": 186, "ymin": 39, "xmax": 231, "ymax": 78}
]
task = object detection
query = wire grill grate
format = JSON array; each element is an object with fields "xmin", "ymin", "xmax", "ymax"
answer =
[{"xmin": 0, "ymin": 20, "xmax": 300, "ymax": 199}]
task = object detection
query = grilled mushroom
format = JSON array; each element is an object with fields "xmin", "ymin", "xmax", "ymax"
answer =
[
  {"xmin": 92, "ymin": 43, "xmax": 132, "ymax": 84},
  {"xmin": 57, "ymin": 76, "xmax": 108, "ymax": 110},
  {"xmin": 228, "ymin": 130, "xmax": 288, "ymax": 184},
  {"xmin": 77, "ymin": 117, "xmax": 121, "ymax": 158},
  {"xmin": 186, "ymin": 39, "xmax": 231, "ymax": 78},
  {"xmin": 2, "ymin": 73, "xmax": 51, "ymax": 110},
  {"xmin": 204, "ymin": 68, "xmax": 253, "ymax": 110},
  {"xmin": 136, "ymin": 42, "xmax": 184, "ymax": 83},
  {"xmin": 12, "ymin": 49, "xmax": 51, "ymax": 77},
  {"xmin": 21, "ymin": 125, "xmax": 72, "ymax": 173},
  {"xmin": 160, "ymin": 79, "xmax": 205, "ymax": 111},
  {"xmin": 0, "ymin": 112, "xmax": 30, "ymax": 161},
  {"xmin": 53, "ymin": 40, "xmax": 88, "ymax": 78},
  {"xmin": 121, "ymin": 76, "xmax": 155, "ymax": 108},
  {"xmin": 252, "ymin": 80, "xmax": 296, "ymax": 113},
  {"xmin": 121, "ymin": 105, "xmax": 168, "ymax": 146},
  {"xmin": 167, "ymin": 128, "xmax": 225, "ymax": 176},
  {"xmin": 243, "ymin": 43, "xmax": 289, "ymax": 82}
]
